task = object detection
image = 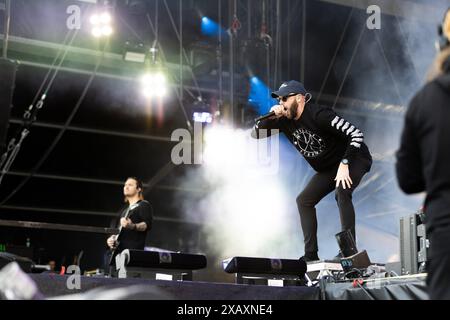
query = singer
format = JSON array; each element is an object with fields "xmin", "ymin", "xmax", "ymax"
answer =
[{"xmin": 251, "ymin": 80, "xmax": 372, "ymax": 262}]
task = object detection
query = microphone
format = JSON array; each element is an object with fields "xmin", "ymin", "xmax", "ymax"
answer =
[
  {"xmin": 254, "ymin": 93, "xmax": 313, "ymax": 123},
  {"xmin": 254, "ymin": 111, "xmax": 275, "ymax": 123}
]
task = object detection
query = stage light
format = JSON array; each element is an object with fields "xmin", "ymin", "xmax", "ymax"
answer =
[
  {"xmin": 201, "ymin": 16, "xmax": 226, "ymax": 38},
  {"xmin": 124, "ymin": 42, "xmax": 146, "ymax": 63},
  {"xmin": 89, "ymin": 11, "xmax": 113, "ymax": 37},
  {"xmin": 141, "ymin": 72, "xmax": 168, "ymax": 98},
  {"xmin": 99, "ymin": 12, "xmax": 111, "ymax": 24},
  {"xmin": 191, "ymin": 97, "xmax": 212, "ymax": 123},
  {"xmin": 92, "ymin": 27, "xmax": 102, "ymax": 38},
  {"xmin": 124, "ymin": 52, "xmax": 146, "ymax": 63},
  {"xmin": 248, "ymin": 76, "xmax": 277, "ymax": 115},
  {"xmin": 193, "ymin": 112, "xmax": 212, "ymax": 124},
  {"xmin": 90, "ymin": 14, "xmax": 100, "ymax": 25},
  {"xmin": 102, "ymin": 25, "xmax": 113, "ymax": 36}
]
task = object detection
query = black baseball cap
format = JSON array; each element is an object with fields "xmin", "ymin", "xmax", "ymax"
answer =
[{"xmin": 271, "ymin": 80, "xmax": 307, "ymax": 98}]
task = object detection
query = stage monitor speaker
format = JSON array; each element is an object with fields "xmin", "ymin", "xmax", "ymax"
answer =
[
  {"xmin": 118, "ymin": 249, "xmax": 207, "ymax": 270},
  {"xmin": 340, "ymin": 250, "xmax": 371, "ymax": 273},
  {"xmin": 0, "ymin": 59, "xmax": 18, "ymax": 155},
  {"xmin": 400, "ymin": 211, "xmax": 428, "ymax": 275},
  {"xmin": 223, "ymin": 256, "xmax": 307, "ymax": 276},
  {"xmin": 400, "ymin": 214, "xmax": 418, "ymax": 275}
]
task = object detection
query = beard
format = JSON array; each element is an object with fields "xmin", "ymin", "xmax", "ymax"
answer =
[
  {"xmin": 287, "ymin": 99, "xmax": 298, "ymax": 119},
  {"xmin": 124, "ymin": 190, "xmax": 136, "ymax": 197}
]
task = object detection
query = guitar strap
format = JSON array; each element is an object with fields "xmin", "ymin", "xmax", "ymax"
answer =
[
  {"xmin": 109, "ymin": 201, "xmax": 141, "ymax": 268},
  {"xmin": 117, "ymin": 201, "xmax": 140, "ymax": 228}
]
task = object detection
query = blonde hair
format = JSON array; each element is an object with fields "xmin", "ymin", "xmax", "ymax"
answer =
[
  {"xmin": 426, "ymin": 47, "xmax": 450, "ymax": 82},
  {"xmin": 443, "ymin": 9, "xmax": 450, "ymax": 43},
  {"xmin": 427, "ymin": 9, "xmax": 450, "ymax": 81}
]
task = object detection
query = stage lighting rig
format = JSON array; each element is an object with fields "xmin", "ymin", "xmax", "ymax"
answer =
[
  {"xmin": 123, "ymin": 41, "xmax": 146, "ymax": 63},
  {"xmin": 191, "ymin": 97, "xmax": 212, "ymax": 124},
  {"xmin": 140, "ymin": 72, "xmax": 167, "ymax": 98},
  {"xmin": 90, "ymin": 11, "xmax": 113, "ymax": 37}
]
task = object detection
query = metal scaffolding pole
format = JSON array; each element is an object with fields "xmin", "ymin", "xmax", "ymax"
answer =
[
  {"xmin": 5, "ymin": 170, "xmax": 208, "ymax": 194},
  {"xmin": 8, "ymin": 118, "xmax": 177, "ymax": 142},
  {"xmin": 218, "ymin": 0, "xmax": 223, "ymax": 110},
  {"xmin": 179, "ymin": 0, "xmax": 183, "ymax": 100},
  {"xmin": 300, "ymin": 0, "xmax": 306, "ymax": 83},
  {"xmin": 2, "ymin": 0, "xmax": 11, "ymax": 59},
  {"xmin": 229, "ymin": 0, "xmax": 236, "ymax": 127},
  {"xmin": 0, "ymin": 205, "xmax": 201, "ymax": 225}
]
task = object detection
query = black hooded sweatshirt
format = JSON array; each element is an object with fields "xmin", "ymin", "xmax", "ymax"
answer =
[{"xmin": 396, "ymin": 57, "xmax": 450, "ymax": 256}]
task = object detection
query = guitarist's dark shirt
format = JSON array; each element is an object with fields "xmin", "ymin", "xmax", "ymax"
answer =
[{"xmin": 118, "ymin": 200, "xmax": 153, "ymax": 251}]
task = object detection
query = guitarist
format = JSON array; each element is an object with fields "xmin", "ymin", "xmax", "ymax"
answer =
[{"xmin": 107, "ymin": 177, "xmax": 153, "ymax": 258}]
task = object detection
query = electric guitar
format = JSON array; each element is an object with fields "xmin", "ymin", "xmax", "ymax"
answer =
[{"xmin": 108, "ymin": 202, "xmax": 139, "ymax": 266}]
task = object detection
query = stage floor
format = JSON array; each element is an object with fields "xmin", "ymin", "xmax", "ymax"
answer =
[
  {"xmin": 28, "ymin": 272, "xmax": 428, "ymax": 300},
  {"xmin": 29, "ymin": 274, "xmax": 320, "ymax": 300}
]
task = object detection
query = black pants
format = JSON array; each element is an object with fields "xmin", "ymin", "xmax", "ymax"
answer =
[
  {"xmin": 427, "ymin": 254, "xmax": 450, "ymax": 300},
  {"xmin": 427, "ymin": 226, "xmax": 450, "ymax": 299},
  {"xmin": 296, "ymin": 156, "xmax": 372, "ymax": 255}
]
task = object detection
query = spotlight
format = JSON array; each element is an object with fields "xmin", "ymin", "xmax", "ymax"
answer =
[
  {"xmin": 102, "ymin": 26, "xmax": 113, "ymax": 36},
  {"xmin": 90, "ymin": 11, "xmax": 113, "ymax": 37},
  {"xmin": 90, "ymin": 14, "xmax": 100, "ymax": 25},
  {"xmin": 248, "ymin": 76, "xmax": 277, "ymax": 115},
  {"xmin": 191, "ymin": 97, "xmax": 212, "ymax": 123},
  {"xmin": 92, "ymin": 27, "xmax": 102, "ymax": 38},
  {"xmin": 99, "ymin": 12, "xmax": 111, "ymax": 24},
  {"xmin": 201, "ymin": 16, "xmax": 226, "ymax": 37},
  {"xmin": 193, "ymin": 112, "xmax": 212, "ymax": 124},
  {"xmin": 141, "ymin": 72, "xmax": 168, "ymax": 98}
]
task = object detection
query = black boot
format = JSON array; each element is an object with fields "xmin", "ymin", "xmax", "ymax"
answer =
[
  {"xmin": 329, "ymin": 251, "xmax": 343, "ymax": 263},
  {"xmin": 300, "ymin": 252, "xmax": 320, "ymax": 263},
  {"xmin": 335, "ymin": 230, "xmax": 358, "ymax": 258}
]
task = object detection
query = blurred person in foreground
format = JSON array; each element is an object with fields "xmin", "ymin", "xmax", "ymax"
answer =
[{"xmin": 396, "ymin": 8, "xmax": 450, "ymax": 300}]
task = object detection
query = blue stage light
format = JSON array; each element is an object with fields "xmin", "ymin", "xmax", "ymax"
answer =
[
  {"xmin": 248, "ymin": 77, "xmax": 277, "ymax": 115},
  {"xmin": 201, "ymin": 16, "xmax": 226, "ymax": 37}
]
